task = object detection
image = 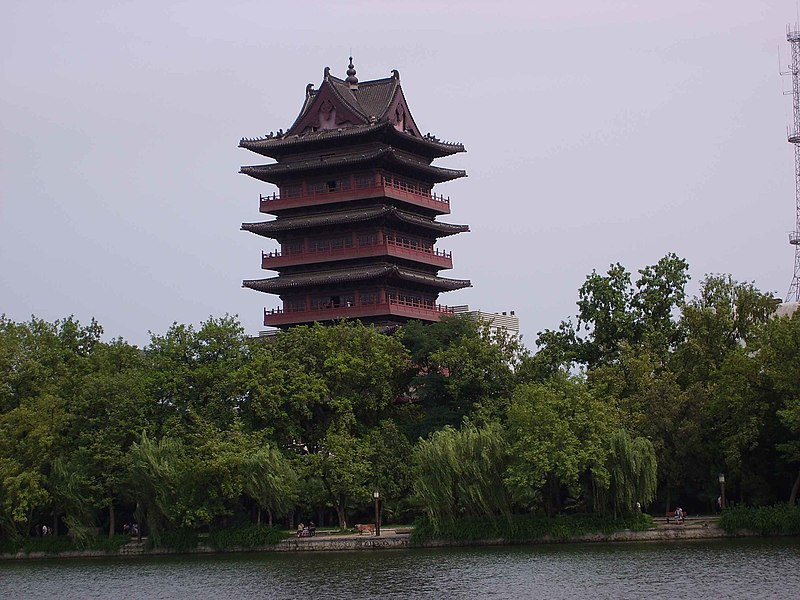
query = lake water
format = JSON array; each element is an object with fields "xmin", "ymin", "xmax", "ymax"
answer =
[{"xmin": 1, "ymin": 538, "xmax": 798, "ymax": 599}]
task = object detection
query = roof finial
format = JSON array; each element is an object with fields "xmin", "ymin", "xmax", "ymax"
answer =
[{"xmin": 345, "ymin": 56, "xmax": 358, "ymax": 90}]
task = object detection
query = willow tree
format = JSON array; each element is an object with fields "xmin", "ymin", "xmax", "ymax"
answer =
[
  {"xmin": 412, "ymin": 421, "xmax": 510, "ymax": 532},
  {"xmin": 49, "ymin": 458, "xmax": 96, "ymax": 546},
  {"xmin": 592, "ymin": 429, "xmax": 657, "ymax": 518},
  {"xmin": 125, "ymin": 431, "xmax": 188, "ymax": 546},
  {"xmin": 242, "ymin": 444, "xmax": 298, "ymax": 526}
]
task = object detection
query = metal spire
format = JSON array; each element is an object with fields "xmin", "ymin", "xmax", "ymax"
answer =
[
  {"xmin": 784, "ymin": 26, "xmax": 800, "ymax": 301},
  {"xmin": 345, "ymin": 56, "xmax": 358, "ymax": 90}
]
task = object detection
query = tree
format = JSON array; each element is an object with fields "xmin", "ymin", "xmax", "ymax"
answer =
[
  {"xmin": 363, "ymin": 420, "xmax": 414, "ymax": 521},
  {"xmin": 0, "ymin": 316, "xmax": 102, "ymax": 538},
  {"xmin": 305, "ymin": 417, "xmax": 372, "ymax": 529},
  {"xmin": 673, "ymin": 274, "xmax": 779, "ymax": 386},
  {"xmin": 242, "ymin": 443, "xmax": 298, "ymax": 526},
  {"xmin": 144, "ymin": 315, "xmax": 250, "ymax": 434},
  {"xmin": 125, "ymin": 431, "xmax": 188, "ymax": 546},
  {"xmin": 246, "ymin": 322, "xmax": 410, "ymax": 528},
  {"xmin": 401, "ymin": 316, "xmax": 522, "ymax": 437},
  {"xmin": 66, "ymin": 338, "xmax": 150, "ymax": 537},
  {"xmin": 592, "ymin": 429, "xmax": 657, "ymax": 518},
  {"xmin": 757, "ymin": 310, "xmax": 800, "ymax": 503},
  {"xmin": 505, "ymin": 374, "xmax": 614, "ymax": 514},
  {"xmin": 533, "ymin": 254, "xmax": 689, "ymax": 371},
  {"xmin": 412, "ymin": 421, "xmax": 510, "ymax": 532}
]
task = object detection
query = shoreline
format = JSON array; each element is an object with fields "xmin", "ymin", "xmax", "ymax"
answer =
[{"xmin": 0, "ymin": 521, "xmax": 775, "ymax": 561}]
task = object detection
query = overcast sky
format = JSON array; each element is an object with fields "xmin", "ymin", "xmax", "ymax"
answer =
[{"xmin": 2, "ymin": 1, "xmax": 798, "ymax": 348}]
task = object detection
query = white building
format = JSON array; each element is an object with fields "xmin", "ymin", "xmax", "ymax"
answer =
[{"xmin": 451, "ymin": 305, "xmax": 520, "ymax": 337}]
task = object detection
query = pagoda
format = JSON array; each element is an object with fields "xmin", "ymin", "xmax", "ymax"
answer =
[{"xmin": 240, "ymin": 59, "xmax": 471, "ymax": 329}]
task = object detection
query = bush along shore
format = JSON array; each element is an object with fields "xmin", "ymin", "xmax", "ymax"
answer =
[
  {"xmin": 718, "ymin": 504, "xmax": 800, "ymax": 536},
  {"xmin": 0, "ymin": 525, "xmax": 288, "ymax": 558},
  {"xmin": 5, "ymin": 508, "xmax": 800, "ymax": 559},
  {"xmin": 410, "ymin": 513, "xmax": 655, "ymax": 545}
]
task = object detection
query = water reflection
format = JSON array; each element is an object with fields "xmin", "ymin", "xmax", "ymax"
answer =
[{"xmin": 1, "ymin": 538, "xmax": 798, "ymax": 599}]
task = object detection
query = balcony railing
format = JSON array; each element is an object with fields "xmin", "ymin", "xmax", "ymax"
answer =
[
  {"xmin": 264, "ymin": 299, "xmax": 455, "ymax": 326},
  {"xmin": 261, "ymin": 239, "xmax": 453, "ymax": 269},
  {"xmin": 259, "ymin": 177, "xmax": 451, "ymax": 214}
]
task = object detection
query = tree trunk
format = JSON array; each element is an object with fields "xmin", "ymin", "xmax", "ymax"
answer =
[
  {"xmin": 789, "ymin": 467, "xmax": 800, "ymax": 505},
  {"xmin": 268, "ymin": 509, "xmax": 273, "ymax": 527},
  {"xmin": 318, "ymin": 507, "xmax": 325, "ymax": 528},
  {"xmin": 53, "ymin": 513, "xmax": 59, "ymax": 536},
  {"xmin": 336, "ymin": 494, "xmax": 348, "ymax": 530},
  {"xmin": 257, "ymin": 507, "xmax": 261, "ymax": 526},
  {"xmin": 108, "ymin": 504, "xmax": 115, "ymax": 539}
]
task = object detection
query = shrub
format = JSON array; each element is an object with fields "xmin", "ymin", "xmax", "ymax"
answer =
[
  {"xmin": 151, "ymin": 528, "xmax": 199, "ymax": 551},
  {"xmin": 0, "ymin": 534, "xmax": 131, "ymax": 555},
  {"xmin": 410, "ymin": 512, "xmax": 654, "ymax": 545},
  {"xmin": 719, "ymin": 504, "xmax": 800, "ymax": 535},
  {"xmin": 207, "ymin": 525, "xmax": 287, "ymax": 549}
]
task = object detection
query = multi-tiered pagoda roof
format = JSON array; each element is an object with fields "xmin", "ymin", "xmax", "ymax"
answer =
[{"xmin": 240, "ymin": 59, "xmax": 470, "ymax": 328}]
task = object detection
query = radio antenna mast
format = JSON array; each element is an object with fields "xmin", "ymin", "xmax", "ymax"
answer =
[{"xmin": 784, "ymin": 25, "xmax": 800, "ymax": 301}]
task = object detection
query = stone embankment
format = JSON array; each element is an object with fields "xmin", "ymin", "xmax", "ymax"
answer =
[
  {"xmin": 0, "ymin": 519, "xmax": 765, "ymax": 560},
  {"xmin": 422, "ymin": 520, "xmax": 753, "ymax": 548}
]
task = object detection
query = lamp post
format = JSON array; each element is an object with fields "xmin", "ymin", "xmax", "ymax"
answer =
[
  {"xmin": 373, "ymin": 490, "xmax": 381, "ymax": 536},
  {"xmin": 718, "ymin": 473, "xmax": 726, "ymax": 511}
]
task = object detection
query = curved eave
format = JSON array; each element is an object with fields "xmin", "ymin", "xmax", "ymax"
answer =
[
  {"xmin": 239, "ymin": 123, "xmax": 386, "ymax": 158},
  {"xmin": 240, "ymin": 148, "xmax": 466, "ymax": 185},
  {"xmin": 241, "ymin": 205, "xmax": 469, "ymax": 238},
  {"xmin": 243, "ymin": 264, "xmax": 471, "ymax": 294},
  {"xmin": 239, "ymin": 122, "xmax": 464, "ymax": 159}
]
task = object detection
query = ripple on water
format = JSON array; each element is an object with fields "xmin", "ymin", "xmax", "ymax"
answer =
[{"xmin": 1, "ymin": 538, "xmax": 798, "ymax": 600}]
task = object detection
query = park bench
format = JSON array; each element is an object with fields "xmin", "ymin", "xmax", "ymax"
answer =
[
  {"xmin": 354, "ymin": 523, "xmax": 375, "ymax": 535},
  {"xmin": 665, "ymin": 511, "xmax": 686, "ymax": 524}
]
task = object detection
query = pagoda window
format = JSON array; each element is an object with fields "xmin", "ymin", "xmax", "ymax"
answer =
[
  {"xmin": 387, "ymin": 232, "xmax": 424, "ymax": 250},
  {"xmin": 328, "ymin": 236, "xmax": 353, "ymax": 250},
  {"xmin": 282, "ymin": 240, "xmax": 303, "ymax": 254},
  {"xmin": 308, "ymin": 235, "xmax": 353, "ymax": 253},
  {"xmin": 285, "ymin": 298, "xmax": 307, "ymax": 312},
  {"xmin": 311, "ymin": 293, "xmax": 354, "ymax": 309},
  {"xmin": 307, "ymin": 181, "xmax": 326, "ymax": 195},
  {"xmin": 357, "ymin": 232, "xmax": 377, "ymax": 247},
  {"xmin": 283, "ymin": 184, "xmax": 303, "ymax": 199},
  {"xmin": 359, "ymin": 290, "xmax": 379, "ymax": 305},
  {"xmin": 323, "ymin": 177, "xmax": 351, "ymax": 192},
  {"xmin": 355, "ymin": 173, "xmax": 376, "ymax": 190}
]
